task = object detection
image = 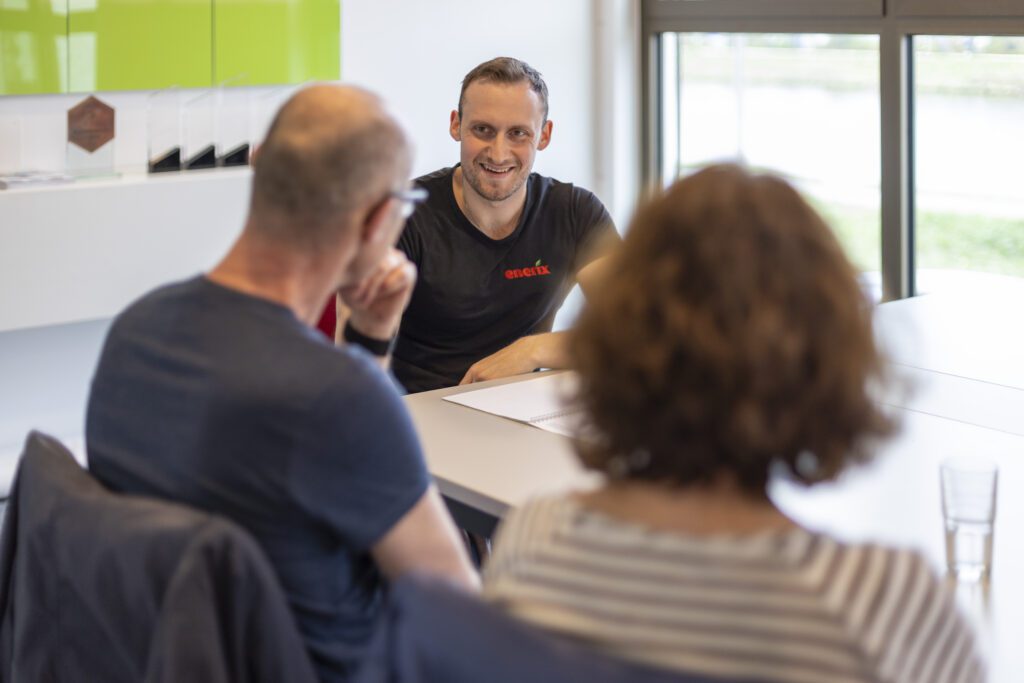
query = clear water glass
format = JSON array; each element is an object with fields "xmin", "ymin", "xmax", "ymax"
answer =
[{"xmin": 941, "ymin": 457, "xmax": 998, "ymax": 581}]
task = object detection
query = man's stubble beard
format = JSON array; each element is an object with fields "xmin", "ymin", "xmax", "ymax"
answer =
[{"xmin": 462, "ymin": 162, "xmax": 528, "ymax": 204}]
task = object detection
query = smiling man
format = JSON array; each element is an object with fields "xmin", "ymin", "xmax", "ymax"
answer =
[{"xmin": 388, "ymin": 57, "xmax": 619, "ymax": 393}]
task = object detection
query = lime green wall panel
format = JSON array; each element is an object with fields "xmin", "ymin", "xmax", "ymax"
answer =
[
  {"xmin": 68, "ymin": 0, "xmax": 212, "ymax": 93},
  {"xmin": 0, "ymin": 0, "xmax": 68, "ymax": 95},
  {"xmin": 214, "ymin": 0, "xmax": 340, "ymax": 86}
]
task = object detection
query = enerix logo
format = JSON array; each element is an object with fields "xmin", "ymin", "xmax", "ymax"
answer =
[{"xmin": 505, "ymin": 259, "xmax": 552, "ymax": 280}]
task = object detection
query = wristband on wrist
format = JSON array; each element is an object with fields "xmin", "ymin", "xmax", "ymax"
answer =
[{"xmin": 342, "ymin": 320, "xmax": 395, "ymax": 357}]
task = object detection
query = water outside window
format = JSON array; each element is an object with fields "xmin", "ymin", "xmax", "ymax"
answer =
[
  {"xmin": 663, "ymin": 33, "xmax": 881, "ymax": 294},
  {"xmin": 913, "ymin": 36, "xmax": 1024, "ymax": 296}
]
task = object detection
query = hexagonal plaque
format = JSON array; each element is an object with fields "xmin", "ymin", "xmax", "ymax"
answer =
[{"xmin": 68, "ymin": 96, "xmax": 115, "ymax": 153}]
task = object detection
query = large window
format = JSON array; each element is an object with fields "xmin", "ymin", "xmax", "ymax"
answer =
[
  {"xmin": 644, "ymin": 2, "xmax": 1024, "ymax": 301},
  {"xmin": 663, "ymin": 33, "xmax": 881, "ymax": 277}
]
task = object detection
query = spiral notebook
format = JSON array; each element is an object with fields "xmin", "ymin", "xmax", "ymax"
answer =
[{"xmin": 442, "ymin": 372, "xmax": 583, "ymax": 438}]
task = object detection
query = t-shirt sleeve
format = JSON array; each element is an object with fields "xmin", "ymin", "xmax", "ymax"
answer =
[
  {"xmin": 397, "ymin": 178, "xmax": 433, "ymax": 265},
  {"xmin": 396, "ymin": 218, "xmax": 420, "ymax": 264},
  {"xmin": 570, "ymin": 186, "xmax": 619, "ymax": 275},
  {"xmin": 288, "ymin": 350, "xmax": 431, "ymax": 552}
]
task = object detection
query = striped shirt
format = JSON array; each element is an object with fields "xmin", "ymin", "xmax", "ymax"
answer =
[{"xmin": 483, "ymin": 496, "xmax": 984, "ymax": 683}]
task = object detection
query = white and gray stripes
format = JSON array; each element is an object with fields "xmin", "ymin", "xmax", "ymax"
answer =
[{"xmin": 484, "ymin": 496, "xmax": 984, "ymax": 683}]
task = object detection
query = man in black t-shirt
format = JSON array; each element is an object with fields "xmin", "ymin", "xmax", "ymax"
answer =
[
  {"xmin": 391, "ymin": 57, "xmax": 619, "ymax": 393},
  {"xmin": 87, "ymin": 85, "xmax": 477, "ymax": 681}
]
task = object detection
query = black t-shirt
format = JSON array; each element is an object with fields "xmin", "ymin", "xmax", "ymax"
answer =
[
  {"xmin": 86, "ymin": 276, "xmax": 430, "ymax": 682},
  {"xmin": 394, "ymin": 166, "xmax": 617, "ymax": 393}
]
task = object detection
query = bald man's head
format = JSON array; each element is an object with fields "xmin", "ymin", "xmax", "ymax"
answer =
[{"xmin": 249, "ymin": 84, "xmax": 411, "ymax": 249}]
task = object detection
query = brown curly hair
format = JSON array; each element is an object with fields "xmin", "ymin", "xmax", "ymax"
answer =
[{"xmin": 569, "ymin": 164, "xmax": 893, "ymax": 493}]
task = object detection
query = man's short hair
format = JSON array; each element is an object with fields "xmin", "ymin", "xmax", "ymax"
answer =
[
  {"xmin": 249, "ymin": 87, "xmax": 406, "ymax": 250},
  {"xmin": 458, "ymin": 57, "xmax": 549, "ymax": 122}
]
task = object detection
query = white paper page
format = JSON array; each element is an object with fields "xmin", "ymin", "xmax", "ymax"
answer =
[
  {"xmin": 443, "ymin": 372, "xmax": 579, "ymax": 423},
  {"xmin": 530, "ymin": 410, "xmax": 587, "ymax": 439}
]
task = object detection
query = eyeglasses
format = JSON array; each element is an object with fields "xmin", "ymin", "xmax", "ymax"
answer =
[{"xmin": 389, "ymin": 187, "xmax": 428, "ymax": 218}]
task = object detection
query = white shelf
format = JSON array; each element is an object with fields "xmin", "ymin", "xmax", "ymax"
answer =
[{"xmin": 0, "ymin": 168, "xmax": 251, "ymax": 332}]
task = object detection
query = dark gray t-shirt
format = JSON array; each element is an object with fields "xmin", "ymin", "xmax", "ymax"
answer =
[
  {"xmin": 86, "ymin": 276, "xmax": 429, "ymax": 682},
  {"xmin": 394, "ymin": 166, "xmax": 617, "ymax": 393}
]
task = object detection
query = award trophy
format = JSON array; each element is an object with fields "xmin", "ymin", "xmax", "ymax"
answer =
[
  {"xmin": 66, "ymin": 95, "xmax": 116, "ymax": 178},
  {"xmin": 148, "ymin": 88, "xmax": 182, "ymax": 173},
  {"xmin": 217, "ymin": 85, "xmax": 250, "ymax": 167},
  {"xmin": 183, "ymin": 90, "xmax": 217, "ymax": 170}
]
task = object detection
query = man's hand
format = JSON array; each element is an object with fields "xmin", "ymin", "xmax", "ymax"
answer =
[
  {"xmin": 339, "ymin": 248, "xmax": 416, "ymax": 340},
  {"xmin": 459, "ymin": 332, "xmax": 569, "ymax": 385}
]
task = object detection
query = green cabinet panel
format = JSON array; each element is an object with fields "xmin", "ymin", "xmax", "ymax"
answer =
[
  {"xmin": 68, "ymin": 0, "xmax": 212, "ymax": 92},
  {"xmin": 214, "ymin": 0, "xmax": 339, "ymax": 86},
  {"xmin": 2, "ymin": 1, "xmax": 337, "ymax": 95},
  {"xmin": 0, "ymin": 0, "xmax": 68, "ymax": 95}
]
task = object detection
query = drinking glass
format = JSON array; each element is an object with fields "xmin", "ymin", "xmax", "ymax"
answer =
[{"xmin": 941, "ymin": 457, "xmax": 998, "ymax": 581}]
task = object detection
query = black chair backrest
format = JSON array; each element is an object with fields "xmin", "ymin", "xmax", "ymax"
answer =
[
  {"xmin": 0, "ymin": 431, "xmax": 317, "ymax": 683},
  {"xmin": 355, "ymin": 573, "xmax": 757, "ymax": 683}
]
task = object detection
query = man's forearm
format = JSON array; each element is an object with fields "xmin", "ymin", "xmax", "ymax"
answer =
[
  {"xmin": 526, "ymin": 331, "xmax": 570, "ymax": 370},
  {"xmin": 459, "ymin": 331, "xmax": 571, "ymax": 385}
]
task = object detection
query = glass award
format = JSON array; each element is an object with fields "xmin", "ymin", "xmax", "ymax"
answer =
[
  {"xmin": 217, "ymin": 86, "xmax": 250, "ymax": 167},
  {"xmin": 66, "ymin": 95, "xmax": 116, "ymax": 178},
  {"xmin": 147, "ymin": 88, "xmax": 182, "ymax": 173},
  {"xmin": 183, "ymin": 90, "xmax": 217, "ymax": 171}
]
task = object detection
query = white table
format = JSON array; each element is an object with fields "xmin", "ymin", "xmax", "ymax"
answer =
[
  {"xmin": 874, "ymin": 291, "xmax": 1024, "ymax": 391},
  {"xmin": 403, "ymin": 372, "xmax": 589, "ymax": 535},
  {"xmin": 404, "ymin": 293, "xmax": 1024, "ymax": 681}
]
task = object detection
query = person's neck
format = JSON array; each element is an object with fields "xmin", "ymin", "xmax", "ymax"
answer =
[
  {"xmin": 452, "ymin": 165, "xmax": 526, "ymax": 240},
  {"xmin": 206, "ymin": 232, "xmax": 339, "ymax": 326},
  {"xmin": 577, "ymin": 475, "xmax": 797, "ymax": 537}
]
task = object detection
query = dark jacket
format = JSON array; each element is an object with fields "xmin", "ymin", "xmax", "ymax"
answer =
[{"xmin": 0, "ymin": 431, "xmax": 318, "ymax": 683}]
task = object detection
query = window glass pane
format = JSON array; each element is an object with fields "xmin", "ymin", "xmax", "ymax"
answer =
[
  {"xmin": 913, "ymin": 36, "xmax": 1024, "ymax": 296},
  {"xmin": 662, "ymin": 33, "xmax": 881, "ymax": 292}
]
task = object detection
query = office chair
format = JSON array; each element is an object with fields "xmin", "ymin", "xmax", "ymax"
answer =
[{"xmin": 0, "ymin": 431, "xmax": 318, "ymax": 683}]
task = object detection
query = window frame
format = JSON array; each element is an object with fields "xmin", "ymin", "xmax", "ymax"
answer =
[{"xmin": 641, "ymin": 1, "xmax": 1024, "ymax": 300}]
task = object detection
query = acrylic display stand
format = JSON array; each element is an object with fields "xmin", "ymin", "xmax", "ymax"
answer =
[
  {"xmin": 217, "ymin": 85, "xmax": 250, "ymax": 167},
  {"xmin": 147, "ymin": 88, "xmax": 182, "ymax": 173},
  {"xmin": 183, "ymin": 90, "xmax": 217, "ymax": 170}
]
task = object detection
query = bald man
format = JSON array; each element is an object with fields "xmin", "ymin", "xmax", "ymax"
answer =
[{"xmin": 86, "ymin": 85, "xmax": 477, "ymax": 681}]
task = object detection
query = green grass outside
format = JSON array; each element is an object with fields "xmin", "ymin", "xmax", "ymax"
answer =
[
  {"xmin": 916, "ymin": 210, "xmax": 1024, "ymax": 276},
  {"xmin": 809, "ymin": 198, "xmax": 1024, "ymax": 278}
]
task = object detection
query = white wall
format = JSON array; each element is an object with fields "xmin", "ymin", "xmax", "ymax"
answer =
[{"xmin": 593, "ymin": 0, "xmax": 643, "ymax": 230}]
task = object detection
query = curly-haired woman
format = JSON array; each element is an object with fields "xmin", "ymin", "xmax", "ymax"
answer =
[{"xmin": 484, "ymin": 164, "xmax": 983, "ymax": 683}]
